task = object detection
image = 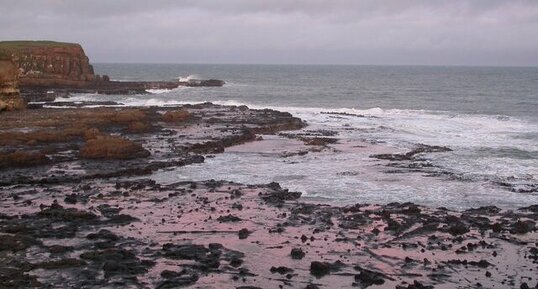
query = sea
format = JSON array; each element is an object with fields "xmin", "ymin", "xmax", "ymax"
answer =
[{"xmin": 57, "ymin": 64, "xmax": 538, "ymax": 210}]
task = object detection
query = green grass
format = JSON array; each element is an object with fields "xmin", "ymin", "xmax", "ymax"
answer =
[
  {"xmin": 0, "ymin": 40, "xmax": 83, "ymax": 61},
  {"xmin": 0, "ymin": 40, "xmax": 79, "ymax": 50},
  {"xmin": 0, "ymin": 49, "xmax": 11, "ymax": 60},
  {"xmin": 0, "ymin": 41, "xmax": 82, "ymax": 60}
]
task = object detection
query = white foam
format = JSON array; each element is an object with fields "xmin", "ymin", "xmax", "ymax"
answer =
[
  {"xmin": 178, "ymin": 74, "xmax": 200, "ymax": 82},
  {"xmin": 152, "ymin": 147, "xmax": 538, "ymax": 210},
  {"xmin": 145, "ymin": 88, "xmax": 172, "ymax": 94},
  {"xmin": 51, "ymin": 96, "xmax": 537, "ymax": 152},
  {"xmin": 49, "ymin": 95, "xmax": 537, "ymax": 138},
  {"xmin": 201, "ymin": 99, "xmax": 538, "ymax": 199},
  {"xmin": 42, "ymin": 93, "xmax": 537, "ymax": 209},
  {"xmin": 52, "ymin": 93, "xmax": 99, "ymax": 102}
]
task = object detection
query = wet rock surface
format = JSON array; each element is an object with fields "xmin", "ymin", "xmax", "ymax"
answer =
[
  {"xmin": 0, "ymin": 178, "xmax": 537, "ymax": 288},
  {"xmin": 0, "ymin": 103, "xmax": 304, "ymax": 185},
  {"xmin": 79, "ymin": 135, "xmax": 150, "ymax": 160},
  {"xmin": 371, "ymin": 144, "xmax": 452, "ymax": 162},
  {"xmin": 0, "ymin": 103, "xmax": 536, "ymax": 288}
]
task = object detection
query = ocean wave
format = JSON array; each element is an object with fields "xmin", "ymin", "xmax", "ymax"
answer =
[
  {"xmin": 41, "ymin": 92, "xmax": 537, "ymax": 208},
  {"xmin": 52, "ymin": 93, "xmax": 99, "ymax": 102},
  {"xmin": 146, "ymin": 88, "xmax": 172, "ymax": 94},
  {"xmin": 221, "ymin": 82, "xmax": 248, "ymax": 87},
  {"xmin": 178, "ymin": 74, "xmax": 200, "ymax": 82},
  {"xmin": 209, "ymin": 100, "xmax": 533, "ymax": 127},
  {"xmin": 53, "ymin": 95, "xmax": 536, "ymax": 132},
  {"xmin": 46, "ymin": 95, "xmax": 537, "ymax": 148},
  {"xmin": 119, "ymin": 98, "xmax": 196, "ymax": 107},
  {"xmin": 145, "ymin": 88, "xmax": 173, "ymax": 94}
]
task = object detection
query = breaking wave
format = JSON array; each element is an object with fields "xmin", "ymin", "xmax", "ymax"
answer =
[
  {"xmin": 145, "ymin": 88, "xmax": 173, "ymax": 94},
  {"xmin": 178, "ymin": 74, "xmax": 200, "ymax": 82}
]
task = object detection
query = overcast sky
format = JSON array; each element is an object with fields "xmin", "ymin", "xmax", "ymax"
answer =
[{"xmin": 1, "ymin": 0, "xmax": 537, "ymax": 66}]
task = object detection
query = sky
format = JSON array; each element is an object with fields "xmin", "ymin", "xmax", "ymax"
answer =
[{"xmin": 1, "ymin": 0, "xmax": 537, "ymax": 66}]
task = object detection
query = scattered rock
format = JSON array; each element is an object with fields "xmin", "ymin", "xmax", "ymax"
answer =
[
  {"xmin": 510, "ymin": 220, "xmax": 536, "ymax": 234},
  {"xmin": 162, "ymin": 244, "xmax": 209, "ymax": 260},
  {"xmin": 309, "ymin": 261, "xmax": 344, "ymax": 277},
  {"xmin": 86, "ymin": 229, "xmax": 119, "ymax": 241},
  {"xmin": 290, "ymin": 247, "xmax": 306, "ymax": 259},
  {"xmin": 217, "ymin": 214, "xmax": 241, "ymax": 222},
  {"xmin": 36, "ymin": 258, "xmax": 86, "ymax": 270},
  {"xmin": 64, "ymin": 193, "xmax": 78, "ymax": 204},
  {"xmin": 396, "ymin": 280, "xmax": 434, "ymax": 289},
  {"xmin": 47, "ymin": 245, "xmax": 73, "ymax": 254},
  {"xmin": 37, "ymin": 204, "xmax": 98, "ymax": 222},
  {"xmin": 447, "ymin": 221, "xmax": 470, "ymax": 236},
  {"xmin": 80, "ymin": 248, "xmax": 152, "ymax": 278},
  {"xmin": 354, "ymin": 266, "xmax": 386, "ymax": 287},
  {"xmin": 301, "ymin": 137, "xmax": 337, "ymax": 146},
  {"xmin": 310, "ymin": 261, "xmax": 330, "ymax": 277},
  {"xmin": 0, "ymin": 267, "xmax": 41, "ymax": 288},
  {"xmin": 157, "ymin": 273, "xmax": 199, "ymax": 289},
  {"xmin": 270, "ymin": 266, "xmax": 293, "ymax": 274},
  {"xmin": 371, "ymin": 144, "xmax": 452, "ymax": 161},
  {"xmin": 238, "ymin": 228, "xmax": 251, "ymax": 239},
  {"xmin": 261, "ymin": 183, "xmax": 301, "ymax": 205},
  {"xmin": 0, "ymin": 234, "xmax": 41, "ymax": 252}
]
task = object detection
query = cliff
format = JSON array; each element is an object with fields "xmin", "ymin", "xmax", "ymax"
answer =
[
  {"xmin": 0, "ymin": 41, "xmax": 95, "ymax": 88},
  {"xmin": 0, "ymin": 52, "xmax": 25, "ymax": 111},
  {"xmin": 0, "ymin": 40, "xmax": 224, "ymax": 102}
]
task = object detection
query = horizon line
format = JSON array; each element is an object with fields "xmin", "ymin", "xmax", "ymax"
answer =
[{"xmin": 90, "ymin": 62, "xmax": 538, "ymax": 68}]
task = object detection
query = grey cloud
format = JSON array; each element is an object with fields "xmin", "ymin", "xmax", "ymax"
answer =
[{"xmin": 0, "ymin": 0, "xmax": 537, "ymax": 65}]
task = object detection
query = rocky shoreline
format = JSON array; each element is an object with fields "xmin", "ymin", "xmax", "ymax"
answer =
[
  {"xmin": 0, "ymin": 103, "xmax": 537, "ymax": 289},
  {"xmin": 20, "ymin": 78, "xmax": 226, "ymax": 103},
  {"xmin": 0, "ymin": 103, "xmax": 303, "ymax": 185}
]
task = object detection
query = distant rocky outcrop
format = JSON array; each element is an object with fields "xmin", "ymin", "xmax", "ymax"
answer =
[
  {"xmin": 180, "ymin": 79, "xmax": 226, "ymax": 87},
  {"xmin": 0, "ymin": 41, "xmax": 96, "ymax": 88},
  {"xmin": 0, "ymin": 51, "xmax": 25, "ymax": 111}
]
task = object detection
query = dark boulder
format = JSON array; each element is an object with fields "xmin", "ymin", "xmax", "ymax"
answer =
[
  {"xmin": 510, "ymin": 220, "xmax": 536, "ymax": 234},
  {"xmin": 354, "ymin": 266, "xmax": 386, "ymax": 287},
  {"xmin": 290, "ymin": 247, "xmax": 306, "ymax": 259}
]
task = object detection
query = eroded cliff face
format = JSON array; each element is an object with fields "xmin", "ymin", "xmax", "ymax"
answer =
[
  {"xmin": 0, "ymin": 41, "xmax": 96, "ymax": 88},
  {"xmin": 0, "ymin": 41, "xmax": 223, "ymax": 102},
  {"xmin": 0, "ymin": 58, "xmax": 25, "ymax": 111}
]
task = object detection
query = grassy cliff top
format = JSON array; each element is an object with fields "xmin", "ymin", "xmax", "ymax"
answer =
[
  {"xmin": 0, "ymin": 50, "xmax": 9, "ymax": 59},
  {"xmin": 0, "ymin": 41, "xmax": 80, "ymax": 50}
]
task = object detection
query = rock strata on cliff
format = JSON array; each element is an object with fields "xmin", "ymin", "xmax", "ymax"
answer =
[
  {"xmin": 0, "ymin": 52, "xmax": 25, "ymax": 111},
  {"xmin": 1, "ymin": 40, "xmax": 225, "ymax": 102},
  {"xmin": 0, "ymin": 41, "xmax": 95, "ymax": 88}
]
